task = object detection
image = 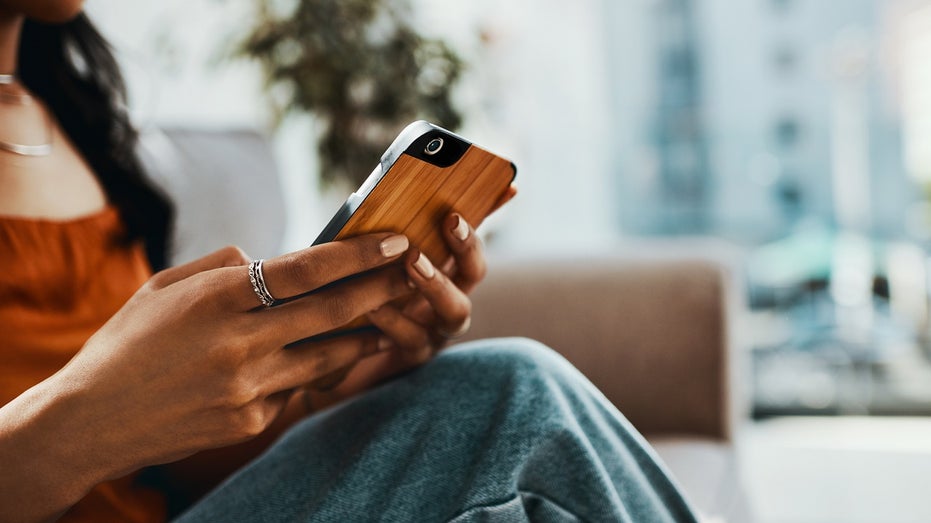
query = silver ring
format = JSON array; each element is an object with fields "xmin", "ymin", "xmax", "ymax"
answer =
[
  {"xmin": 248, "ymin": 259, "xmax": 276, "ymax": 307},
  {"xmin": 438, "ymin": 316, "xmax": 471, "ymax": 339}
]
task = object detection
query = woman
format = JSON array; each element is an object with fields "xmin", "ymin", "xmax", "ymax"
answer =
[{"xmin": 0, "ymin": 2, "xmax": 698, "ymax": 522}]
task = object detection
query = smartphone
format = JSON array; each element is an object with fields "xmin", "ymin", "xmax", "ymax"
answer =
[
  {"xmin": 313, "ymin": 120, "xmax": 517, "ymax": 267},
  {"xmin": 304, "ymin": 121, "xmax": 515, "ymax": 390}
]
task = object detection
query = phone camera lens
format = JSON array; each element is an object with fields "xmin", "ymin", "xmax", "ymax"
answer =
[{"xmin": 424, "ymin": 137, "xmax": 444, "ymax": 156}]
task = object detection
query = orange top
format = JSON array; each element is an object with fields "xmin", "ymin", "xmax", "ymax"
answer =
[{"xmin": 0, "ymin": 207, "xmax": 167, "ymax": 522}]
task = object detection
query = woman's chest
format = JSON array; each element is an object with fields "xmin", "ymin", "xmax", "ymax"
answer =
[{"xmin": 0, "ymin": 124, "xmax": 107, "ymax": 220}]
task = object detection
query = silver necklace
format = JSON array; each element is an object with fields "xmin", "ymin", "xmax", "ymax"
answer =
[{"xmin": 0, "ymin": 73, "xmax": 52, "ymax": 157}]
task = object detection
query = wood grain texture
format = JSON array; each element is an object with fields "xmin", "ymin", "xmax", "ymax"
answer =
[{"xmin": 335, "ymin": 145, "xmax": 515, "ymax": 265}]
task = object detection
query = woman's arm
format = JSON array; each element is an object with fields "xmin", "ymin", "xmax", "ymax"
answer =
[
  {"xmin": 149, "ymin": 390, "xmax": 317, "ymax": 508},
  {"xmin": 0, "ymin": 376, "xmax": 117, "ymax": 522},
  {"xmin": 0, "ymin": 233, "xmax": 413, "ymax": 522}
]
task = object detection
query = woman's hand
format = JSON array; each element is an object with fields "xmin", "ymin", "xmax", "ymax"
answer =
[
  {"xmin": 367, "ymin": 211, "xmax": 487, "ymax": 363},
  {"xmin": 0, "ymin": 233, "xmax": 413, "ymax": 520},
  {"xmin": 306, "ymin": 185, "xmax": 518, "ymax": 407}
]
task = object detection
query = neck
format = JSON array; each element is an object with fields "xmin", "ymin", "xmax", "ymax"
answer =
[{"xmin": 0, "ymin": 10, "xmax": 23, "ymax": 75}]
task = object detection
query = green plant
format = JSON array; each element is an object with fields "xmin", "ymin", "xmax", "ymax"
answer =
[{"xmin": 238, "ymin": 0, "xmax": 464, "ymax": 187}]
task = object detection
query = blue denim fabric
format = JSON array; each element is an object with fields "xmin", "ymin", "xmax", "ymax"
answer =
[{"xmin": 175, "ymin": 338, "xmax": 698, "ymax": 523}]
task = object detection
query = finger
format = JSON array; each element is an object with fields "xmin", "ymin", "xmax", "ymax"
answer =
[
  {"xmin": 307, "ymin": 363, "xmax": 357, "ymax": 391},
  {"xmin": 302, "ymin": 350, "xmax": 409, "ymax": 410},
  {"xmin": 442, "ymin": 214, "xmax": 486, "ymax": 292},
  {"xmin": 489, "ymin": 183, "xmax": 517, "ymax": 215},
  {"xmin": 147, "ymin": 245, "xmax": 250, "ymax": 291},
  {"xmin": 367, "ymin": 305, "xmax": 434, "ymax": 365},
  {"xmin": 261, "ymin": 390, "xmax": 292, "ymax": 424},
  {"xmin": 398, "ymin": 298, "xmax": 463, "ymax": 350},
  {"xmin": 405, "ymin": 249, "xmax": 472, "ymax": 336},
  {"xmin": 258, "ymin": 265, "xmax": 414, "ymax": 345},
  {"xmin": 262, "ymin": 332, "xmax": 384, "ymax": 393},
  {"xmin": 226, "ymin": 233, "xmax": 409, "ymax": 310},
  {"xmin": 401, "ymin": 294, "xmax": 435, "ymax": 324},
  {"xmin": 401, "ymin": 299, "xmax": 470, "ymax": 343}
]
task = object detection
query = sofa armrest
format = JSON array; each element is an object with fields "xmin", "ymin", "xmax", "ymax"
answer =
[{"xmin": 462, "ymin": 253, "xmax": 735, "ymax": 441}]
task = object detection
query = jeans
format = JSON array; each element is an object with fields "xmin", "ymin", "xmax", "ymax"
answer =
[{"xmin": 174, "ymin": 338, "xmax": 698, "ymax": 522}]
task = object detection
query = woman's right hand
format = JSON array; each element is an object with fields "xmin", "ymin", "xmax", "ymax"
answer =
[{"xmin": 0, "ymin": 233, "xmax": 412, "ymax": 521}]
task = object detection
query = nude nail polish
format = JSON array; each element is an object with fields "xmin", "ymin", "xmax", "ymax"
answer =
[
  {"xmin": 413, "ymin": 252, "xmax": 436, "ymax": 279},
  {"xmin": 380, "ymin": 235, "xmax": 409, "ymax": 257},
  {"xmin": 452, "ymin": 215, "xmax": 470, "ymax": 241}
]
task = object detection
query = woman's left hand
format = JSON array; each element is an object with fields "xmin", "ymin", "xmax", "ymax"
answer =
[
  {"xmin": 366, "ymin": 211, "xmax": 485, "ymax": 364},
  {"xmin": 304, "ymin": 186, "xmax": 516, "ymax": 409}
]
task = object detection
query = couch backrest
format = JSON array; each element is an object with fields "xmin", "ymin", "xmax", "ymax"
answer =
[
  {"xmin": 138, "ymin": 127, "xmax": 287, "ymax": 265},
  {"xmin": 462, "ymin": 255, "xmax": 734, "ymax": 441}
]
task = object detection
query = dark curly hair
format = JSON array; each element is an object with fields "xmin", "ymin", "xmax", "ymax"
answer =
[{"xmin": 17, "ymin": 13, "xmax": 173, "ymax": 271}]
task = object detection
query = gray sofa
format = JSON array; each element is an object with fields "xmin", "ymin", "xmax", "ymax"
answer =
[{"xmin": 140, "ymin": 128, "xmax": 752, "ymax": 522}]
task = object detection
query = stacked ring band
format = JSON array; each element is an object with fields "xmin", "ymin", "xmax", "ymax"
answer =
[{"xmin": 248, "ymin": 259, "xmax": 276, "ymax": 307}]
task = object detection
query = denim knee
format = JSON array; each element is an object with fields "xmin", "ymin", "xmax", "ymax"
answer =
[
  {"xmin": 443, "ymin": 336, "xmax": 571, "ymax": 376},
  {"xmin": 419, "ymin": 337, "xmax": 586, "ymax": 401}
]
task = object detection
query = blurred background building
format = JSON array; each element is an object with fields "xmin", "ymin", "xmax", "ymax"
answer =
[{"xmin": 607, "ymin": 0, "xmax": 910, "ymax": 241}]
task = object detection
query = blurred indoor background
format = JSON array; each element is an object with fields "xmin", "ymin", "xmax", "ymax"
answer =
[{"xmin": 84, "ymin": 0, "xmax": 931, "ymax": 521}]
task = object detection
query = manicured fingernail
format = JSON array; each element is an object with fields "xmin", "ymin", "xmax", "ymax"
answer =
[
  {"xmin": 452, "ymin": 215, "xmax": 470, "ymax": 241},
  {"xmin": 380, "ymin": 235, "xmax": 409, "ymax": 257},
  {"xmin": 377, "ymin": 337, "xmax": 393, "ymax": 352},
  {"xmin": 413, "ymin": 252, "xmax": 436, "ymax": 279}
]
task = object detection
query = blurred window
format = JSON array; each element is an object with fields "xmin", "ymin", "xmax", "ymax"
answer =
[{"xmin": 774, "ymin": 117, "xmax": 801, "ymax": 150}]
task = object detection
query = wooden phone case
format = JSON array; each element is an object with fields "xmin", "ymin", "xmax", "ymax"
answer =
[
  {"xmin": 312, "ymin": 121, "xmax": 516, "ymax": 332},
  {"xmin": 330, "ymin": 146, "xmax": 514, "ymax": 263}
]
